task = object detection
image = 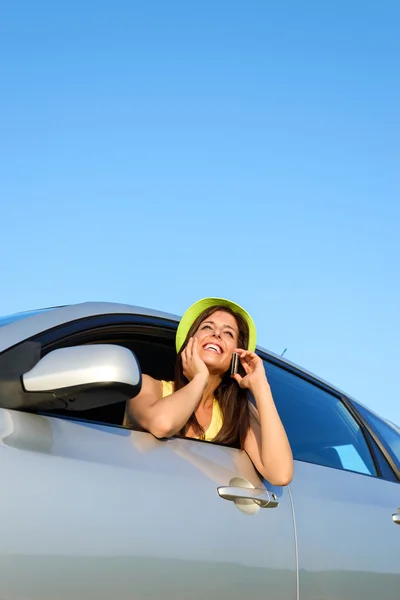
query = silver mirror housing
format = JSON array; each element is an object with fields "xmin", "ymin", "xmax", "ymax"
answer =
[{"xmin": 18, "ymin": 344, "xmax": 142, "ymax": 411}]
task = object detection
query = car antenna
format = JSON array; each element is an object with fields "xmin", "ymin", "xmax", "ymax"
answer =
[{"xmin": 281, "ymin": 348, "xmax": 287, "ymax": 357}]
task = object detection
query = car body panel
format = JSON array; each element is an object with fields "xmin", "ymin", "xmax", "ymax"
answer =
[
  {"xmin": 0, "ymin": 409, "xmax": 297, "ymax": 600},
  {"xmin": 290, "ymin": 461, "xmax": 400, "ymax": 600}
]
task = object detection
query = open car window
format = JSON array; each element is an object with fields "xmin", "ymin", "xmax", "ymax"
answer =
[{"xmin": 33, "ymin": 315, "xmax": 178, "ymax": 427}]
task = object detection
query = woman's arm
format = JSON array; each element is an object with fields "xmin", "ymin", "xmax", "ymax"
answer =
[
  {"xmin": 233, "ymin": 350, "xmax": 294, "ymax": 485},
  {"xmin": 126, "ymin": 338, "xmax": 209, "ymax": 438},
  {"xmin": 126, "ymin": 372, "xmax": 207, "ymax": 438}
]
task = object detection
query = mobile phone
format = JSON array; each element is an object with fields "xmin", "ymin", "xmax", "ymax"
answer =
[{"xmin": 231, "ymin": 352, "xmax": 240, "ymax": 376}]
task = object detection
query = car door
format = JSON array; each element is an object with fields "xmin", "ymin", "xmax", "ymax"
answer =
[
  {"xmin": 263, "ymin": 359, "xmax": 400, "ymax": 600},
  {"xmin": 0, "ymin": 407, "xmax": 297, "ymax": 600}
]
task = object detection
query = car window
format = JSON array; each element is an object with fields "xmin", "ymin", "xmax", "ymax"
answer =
[
  {"xmin": 353, "ymin": 402, "xmax": 400, "ymax": 471},
  {"xmin": 263, "ymin": 360, "xmax": 377, "ymax": 477}
]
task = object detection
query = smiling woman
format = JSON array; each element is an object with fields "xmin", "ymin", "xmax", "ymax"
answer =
[{"xmin": 124, "ymin": 297, "xmax": 294, "ymax": 485}]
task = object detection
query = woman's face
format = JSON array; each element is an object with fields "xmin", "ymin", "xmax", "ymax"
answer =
[{"xmin": 193, "ymin": 310, "xmax": 239, "ymax": 374}]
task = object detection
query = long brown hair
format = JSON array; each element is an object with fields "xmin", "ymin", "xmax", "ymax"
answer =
[{"xmin": 174, "ymin": 305, "xmax": 251, "ymax": 449}]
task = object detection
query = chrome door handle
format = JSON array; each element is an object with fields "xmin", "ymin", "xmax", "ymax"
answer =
[
  {"xmin": 392, "ymin": 513, "xmax": 400, "ymax": 525},
  {"xmin": 217, "ymin": 485, "xmax": 278, "ymax": 508}
]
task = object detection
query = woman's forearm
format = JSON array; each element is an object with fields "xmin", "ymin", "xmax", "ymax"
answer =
[
  {"xmin": 130, "ymin": 374, "xmax": 208, "ymax": 438},
  {"xmin": 251, "ymin": 381, "xmax": 294, "ymax": 484}
]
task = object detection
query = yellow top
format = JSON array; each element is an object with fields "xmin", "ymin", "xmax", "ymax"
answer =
[{"xmin": 161, "ymin": 380, "xmax": 223, "ymax": 441}]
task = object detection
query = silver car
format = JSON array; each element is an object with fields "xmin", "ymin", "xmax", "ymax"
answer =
[{"xmin": 0, "ymin": 301, "xmax": 399, "ymax": 600}]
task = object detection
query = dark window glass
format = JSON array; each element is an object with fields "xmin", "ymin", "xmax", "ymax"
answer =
[{"xmin": 263, "ymin": 361, "xmax": 377, "ymax": 476}]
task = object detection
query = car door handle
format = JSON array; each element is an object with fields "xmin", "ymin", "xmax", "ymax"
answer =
[
  {"xmin": 392, "ymin": 513, "xmax": 400, "ymax": 526},
  {"xmin": 217, "ymin": 485, "xmax": 278, "ymax": 508}
]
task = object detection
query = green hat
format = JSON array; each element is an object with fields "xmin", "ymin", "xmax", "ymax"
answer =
[{"xmin": 176, "ymin": 297, "xmax": 257, "ymax": 353}]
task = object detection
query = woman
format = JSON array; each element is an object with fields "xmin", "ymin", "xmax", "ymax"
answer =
[{"xmin": 125, "ymin": 297, "xmax": 293, "ymax": 485}]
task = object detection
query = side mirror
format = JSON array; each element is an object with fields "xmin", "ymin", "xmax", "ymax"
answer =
[{"xmin": 2, "ymin": 344, "xmax": 142, "ymax": 412}]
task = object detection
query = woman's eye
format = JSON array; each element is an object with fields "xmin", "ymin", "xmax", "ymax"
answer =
[
  {"xmin": 224, "ymin": 331, "xmax": 234, "ymax": 338},
  {"xmin": 201, "ymin": 325, "xmax": 212, "ymax": 330}
]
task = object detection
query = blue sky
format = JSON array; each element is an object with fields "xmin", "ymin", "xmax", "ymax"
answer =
[{"xmin": 1, "ymin": 1, "xmax": 399, "ymax": 423}]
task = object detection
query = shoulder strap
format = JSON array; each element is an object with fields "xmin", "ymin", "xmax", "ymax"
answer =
[{"xmin": 160, "ymin": 380, "xmax": 174, "ymax": 397}]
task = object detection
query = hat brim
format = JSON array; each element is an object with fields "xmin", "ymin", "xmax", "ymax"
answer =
[{"xmin": 176, "ymin": 297, "xmax": 257, "ymax": 353}]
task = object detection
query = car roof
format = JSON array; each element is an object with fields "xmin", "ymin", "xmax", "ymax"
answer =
[
  {"xmin": 0, "ymin": 302, "xmax": 180, "ymax": 352},
  {"xmin": 0, "ymin": 300, "xmax": 364, "ymax": 407}
]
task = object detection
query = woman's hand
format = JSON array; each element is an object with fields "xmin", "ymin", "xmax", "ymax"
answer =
[
  {"xmin": 182, "ymin": 337, "xmax": 209, "ymax": 382},
  {"xmin": 232, "ymin": 349, "xmax": 269, "ymax": 392}
]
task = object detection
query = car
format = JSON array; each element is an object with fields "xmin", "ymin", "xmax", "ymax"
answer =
[{"xmin": 0, "ymin": 301, "xmax": 399, "ymax": 600}]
